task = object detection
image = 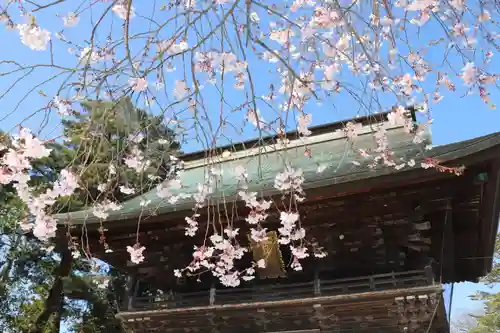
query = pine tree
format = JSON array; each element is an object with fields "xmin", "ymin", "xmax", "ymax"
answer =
[
  {"xmin": 469, "ymin": 233, "xmax": 500, "ymax": 333},
  {"xmin": 0, "ymin": 98, "xmax": 180, "ymax": 332},
  {"xmin": 31, "ymin": 97, "xmax": 180, "ymax": 212}
]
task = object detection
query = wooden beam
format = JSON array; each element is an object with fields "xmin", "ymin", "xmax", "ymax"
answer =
[
  {"xmin": 381, "ymin": 225, "xmax": 400, "ymax": 272},
  {"xmin": 480, "ymin": 159, "xmax": 500, "ymax": 276},
  {"xmin": 116, "ymin": 285, "xmax": 443, "ymax": 318}
]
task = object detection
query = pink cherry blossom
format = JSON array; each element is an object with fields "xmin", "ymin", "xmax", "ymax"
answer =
[
  {"xmin": 129, "ymin": 77, "xmax": 148, "ymax": 92},
  {"xmin": 310, "ymin": 7, "xmax": 340, "ymax": 28},
  {"xmin": 123, "ymin": 147, "xmax": 151, "ymax": 172},
  {"xmin": 246, "ymin": 109, "xmax": 266, "ymax": 128},
  {"xmin": 2, "ymin": 150, "xmax": 30, "ymax": 172},
  {"xmin": 127, "ymin": 244, "xmax": 146, "ymax": 264},
  {"xmin": 250, "ymin": 228, "xmax": 268, "ymax": 242},
  {"xmin": 18, "ymin": 129, "xmax": 51, "ymax": 159},
  {"xmin": 53, "ymin": 169, "xmax": 80, "ymax": 197},
  {"xmin": 1, "ymin": 0, "xmax": 496, "ymax": 287},
  {"xmin": 297, "ymin": 114, "xmax": 312, "ymax": 136},
  {"xmin": 269, "ymin": 29, "xmax": 295, "ymax": 44},
  {"xmin": 461, "ymin": 62, "xmax": 477, "ymax": 85},
  {"xmin": 406, "ymin": 0, "xmax": 435, "ymax": 11},
  {"xmin": 33, "ymin": 213, "xmax": 57, "ymax": 241},
  {"xmin": 274, "ymin": 168, "xmax": 305, "ymax": 193},
  {"xmin": 185, "ymin": 216, "xmax": 199, "ymax": 236}
]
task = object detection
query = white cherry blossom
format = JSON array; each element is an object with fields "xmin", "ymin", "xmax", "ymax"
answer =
[
  {"xmin": 63, "ymin": 12, "xmax": 79, "ymax": 27},
  {"xmin": 18, "ymin": 24, "xmax": 51, "ymax": 51},
  {"xmin": 173, "ymin": 80, "xmax": 187, "ymax": 99},
  {"xmin": 113, "ymin": 2, "xmax": 136, "ymax": 20}
]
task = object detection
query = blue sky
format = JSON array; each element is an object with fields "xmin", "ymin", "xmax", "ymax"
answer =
[{"xmin": 0, "ymin": 0, "xmax": 499, "ymax": 326}]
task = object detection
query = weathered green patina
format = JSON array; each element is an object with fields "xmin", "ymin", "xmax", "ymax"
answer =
[{"xmin": 54, "ymin": 118, "xmax": 500, "ymax": 225}]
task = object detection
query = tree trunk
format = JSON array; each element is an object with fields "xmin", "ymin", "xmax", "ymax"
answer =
[
  {"xmin": 27, "ymin": 245, "xmax": 72, "ymax": 333},
  {"xmin": 0, "ymin": 233, "xmax": 21, "ymax": 297}
]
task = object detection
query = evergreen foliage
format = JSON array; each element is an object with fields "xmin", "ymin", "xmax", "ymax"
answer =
[{"xmin": 0, "ymin": 99, "xmax": 179, "ymax": 332}]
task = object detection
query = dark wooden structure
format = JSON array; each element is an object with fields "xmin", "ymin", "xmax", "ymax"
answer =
[{"xmin": 55, "ymin": 113, "xmax": 500, "ymax": 333}]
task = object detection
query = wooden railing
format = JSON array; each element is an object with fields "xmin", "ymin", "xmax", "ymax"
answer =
[{"xmin": 125, "ymin": 270, "xmax": 431, "ymax": 312}]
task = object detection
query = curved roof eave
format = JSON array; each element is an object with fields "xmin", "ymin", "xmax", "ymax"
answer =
[{"xmin": 54, "ymin": 129, "xmax": 500, "ymax": 226}]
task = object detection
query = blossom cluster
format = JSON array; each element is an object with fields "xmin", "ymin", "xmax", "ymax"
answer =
[
  {"xmin": 0, "ymin": 129, "xmax": 79, "ymax": 241},
  {"xmin": 172, "ymin": 165, "xmax": 262, "ymax": 287},
  {"xmin": 0, "ymin": 0, "xmax": 495, "ymax": 288},
  {"xmin": 171, "ymin": 157, "xmax": 330, "ymax": 286}
]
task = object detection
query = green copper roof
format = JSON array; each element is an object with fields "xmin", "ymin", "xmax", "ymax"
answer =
[{"xmin": 54, "ymin": 122, "xmax": 500, "ymax": 225}]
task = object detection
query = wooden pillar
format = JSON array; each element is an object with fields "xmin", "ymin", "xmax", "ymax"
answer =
[
  {"xmin": 424, "ymin": 262, "xmax": 435, "ymax": 285},
  {"xmin": 123, "ymin": 274, "xmax": 137, "ymax": 311},
  {"xmin": 381, "ymin": 225, "xmax": 399, "ymax": 272},
  {"xmin": 209, "ymin": 282, "xmax": 216, "ymax": 306},
  {"xmin": 313, "ymin": 265, "xmax": 321, "ymax": 296},
  {"xmin": 441, "ymin": 201, "xmax": 455, "ymax": 283}
]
